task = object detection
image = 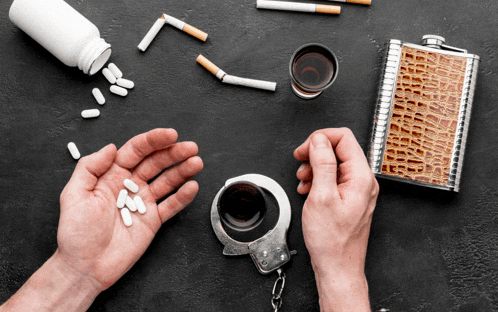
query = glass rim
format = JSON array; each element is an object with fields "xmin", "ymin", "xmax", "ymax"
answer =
[{"xmin": 289, "ymin": 43, "xmax": 339, "ymax": 93}]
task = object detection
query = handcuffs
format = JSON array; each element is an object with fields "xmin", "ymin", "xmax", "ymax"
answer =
[{"xmin": 211, "ymin": 174, "xmax": 296, "ymax": 310}]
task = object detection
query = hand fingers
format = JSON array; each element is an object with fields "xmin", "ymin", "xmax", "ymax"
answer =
[
  {"xmin": 131, "ymin": 142, "xmax": 199, "ymax": 182},
  {"xmin": 294, "ymin": 128, "xmax": 365, "ymax": 165},
  {"xmin": 297, "ymin": 179, "xmax": 312, "ymax": 194},
  {"xmin": 148, "ymin": 156, "xmax": 204, "ymax": 201},
  {"xmin": 296, "ymin": 162, "xmax": 312, "ymax": 194},
  {"xmin": 157, "ymin": 180, "xmax": 199, "ymax": 223},
  {"xmin": 115, "ymin": 128, "xmax": 178, "ymax": 170},
  {"xmin": 308, "ymin": 133, "xmax": 340, "ymax": 200},
  {"xmin": 296, "ymin": 162, "xmax": 312, "ymax": 181},
  {"xmin": 65, "ymin": 144, "xmax": 117, "ymax": 192}
]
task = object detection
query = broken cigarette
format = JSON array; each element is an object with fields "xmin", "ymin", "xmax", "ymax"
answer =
[
  {"xmin": 138, "ymin": 14, "xmax": 208, "ymax": 52},
  {"xmin": 327, "ymin": 0, "xmax": 371, "ymax": 5},
  {"xmin": 196, "ymin": 55, "xmax": 277, "ymax": 91},
  {"xmin": 256, "ymin": 0, "xmax": 341, "ymax": 15}
]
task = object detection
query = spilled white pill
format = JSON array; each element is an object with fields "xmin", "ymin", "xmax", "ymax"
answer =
[
  {"xmin": 110, "ymin": 85, "xmax": 128, "ymax": 97},
  {"xmin": 123, "ymin": 179, "xmax": 139, "ymax": 193},
  {"xmin": 108, "ymin": 63, "xmax": 123, "ymax": 79},
  {"xmin": 81, "ymin": 109, "xmax": 100, "ymax": 118},
  {"xmin": 125, "ymin": 196, "xmax": 137, "ymax": 212},
  {"xmin": 67, "ymin": 142, "xmax": 80, "ymax": 160},
  {"xmin": 117, "ymin": 189, "xmax": 128, "ymax": 208},
  {"xmin": 92, "ymin": 88, "xmax": 105, "ymax": 105},
  {"xmin": 134, "ymin": 196, "xmax": 147, "ymax": 214},
  {"xmin": 116, "ymin": 78, "xmax": 134, "ymax": 89},
  {"xmin": 102, "ymin": 68, "xmax": 116, "ymax": 84},
  {"xmin": 120, "ymin": 207, "xmax": 132, "ymax": 226}
]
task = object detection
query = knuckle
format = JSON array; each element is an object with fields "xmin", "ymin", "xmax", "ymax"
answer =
[{"xmin": 307, "ymin": 191, "xmax": 334, "ymax": 207}]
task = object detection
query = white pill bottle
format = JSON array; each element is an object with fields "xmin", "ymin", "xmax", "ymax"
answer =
[{"xmin": 9, "ymin": 0, "xmax": 111, "ymax": 75}]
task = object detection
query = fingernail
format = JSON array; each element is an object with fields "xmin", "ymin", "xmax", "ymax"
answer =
[
  {"xmin": 297, "ymin": 163, "xmax": 306, "ymax": 173},
  {"xmin": 311, "ymin": 133, "xmax": 330, "ymax": 149},
  {"xmin": 297, "ymin": 180, "xmax": 304, "ymax": 190}
]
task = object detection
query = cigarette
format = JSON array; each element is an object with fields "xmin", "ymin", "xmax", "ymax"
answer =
[
  {"xmin": 256, "ymin": 0, "xmax": 341, "ymax": 15},
  {"xmin": 137, "ymin": 16, "xmax": 167, "ymax": 51},
  {"xmin": 162, "ymin": 14, "xmax": 208, "ymax": 42},
  {"xmin": 138, "ymin": 14, "xmax": 208, "ymax": 52},
  {"xmin": 327, "ymin": 0, "xmax": 371, "ymax": 5},
  {"xmin": 196, "ymin": 55, "xmax": 277, "ymax": 92}
]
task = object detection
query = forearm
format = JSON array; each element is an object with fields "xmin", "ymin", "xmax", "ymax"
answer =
[
  {"xmin": 312, "ymin": 263, "xmax": 371, "ymax": 312},
  {"xmin": 1, "ymin": 251, "xmax": 101, "ymax": 312}
]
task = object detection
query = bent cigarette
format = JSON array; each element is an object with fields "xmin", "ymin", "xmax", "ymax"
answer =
[
  {"xmin": 256, "ymin": 0, "xmax": 341, "ymax": 15},
  {"xmin": 138, "ymin": 16, "xmax": 167, "ymax": 51},
  {"xmin": 138, "ymin": 14, "xmax": 208, "ymax": 52},
  {"xmin": 196, "ymin": 55, "xmax": 276, "ymax": 91},
  {"xmin": 327, "ymin": 0, "xmax": 371, "ymax": 5},
  {"xmin": 162, "ymin": 14, "xmax": 208, "ymax": 42},
  {"xmin": 223, "ymin": 75, "xmax": 277, "ymax": 91}
]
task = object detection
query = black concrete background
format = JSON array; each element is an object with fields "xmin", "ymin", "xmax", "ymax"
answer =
[{"xmin": 1, "ymin": 0, "xmax": 498, "ymax": 311}]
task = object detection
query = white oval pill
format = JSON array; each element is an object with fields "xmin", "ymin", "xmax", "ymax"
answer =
[
  {"xmin": 92, "ymin": 88, "xmax": 105, "ymax": 105},
  {"xmin": 123, "ymin": 179, "xmax": 139, "ymax": 193},
  {"xmin": 67, "ymin": 142, "xmax": 80, "ymax": 160},
  {"xmin": 116, "ymin": 78, "xmax": 134, "ymax": 89},
  {"xmin": 125, "ymin": 196, "xmax": 137, "ymax": 212},
  {"xmin": 117, "ymin": 189, "xmax": 128, "ymax": 208},
  {"xmin": 108, "ymin": 63, "xmax": 123, "ymax": 79},
  {"xmin": 120, "ymin": 207, "xmax": 132, "ymax": 226},
  {"xmin": 81, "ymin": 109, "xmax": 100, "ymax": 118},
  {"xmin": 110, "ymin": 85, "xmax": 128, "ymax": 97},
  {"xmin": 102, "ymin": 68, "xmax": 116, "ymax": 84},
  {"xmin": 134, "ymin": 196, "xmax": 147, "ymax": 214}
]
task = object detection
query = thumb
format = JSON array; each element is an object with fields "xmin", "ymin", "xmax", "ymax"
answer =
[
  {"xmin": 68, "ymin": 144, "xmax": 117, "ymax": 192},
  {"xmin": 309, "ymin": 133, "xmax": 339, "ymax": 198}
]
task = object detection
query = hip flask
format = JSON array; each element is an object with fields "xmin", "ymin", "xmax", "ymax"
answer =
[{"xmin": 368, "ymin": 35, "xmax": 480, "ymax": 192}]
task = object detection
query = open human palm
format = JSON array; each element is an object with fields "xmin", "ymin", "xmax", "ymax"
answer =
[{"xmin": 56, "ymin": 128, "xmax": 203, "ymax": 291}]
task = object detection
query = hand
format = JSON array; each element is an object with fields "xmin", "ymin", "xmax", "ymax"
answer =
[
  {"xmin": 57, "ymin": 128, "xmax": 203, "ymax": 291},
  {"xmin": 1, "ymin": 128, "xmax": 203, "ymax": 312},
  {"xmin": 294, "ymin": 128, "xmax": 379, "ymax": 312}
]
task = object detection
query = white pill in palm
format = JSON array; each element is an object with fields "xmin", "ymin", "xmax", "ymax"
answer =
[
  {"xmin": 123, "ymin": 179, "xmax": 139, "ymax": 193},
  {"xmin": 102, "ymin": 68, "xmax": 116, "ymax": 84},
  {"xmin": 81, "ymin": 109, "xmax": 100, "ymax": 118},
  {"xmin": 120, "ymin": 207, "xmax": 132, "ymax": 226},
  {"xmin": 125, "ymin": 196, "xmax": 137, "ymax": 212},
  {"xmin": 134, "ymin": 196, "xmax": 147, "ymax": 214},
  {"xmin": 116, "ymin": 78, "xmax": 134, "ymax": 89},
  {"xmin": 92, "ymin": 88, "xmax": 105, "ymax": 105},
  {"xmin": 110, "ymin": 85, "xmax": 128, "ymax": 96},
  {"xmin": 67, "ymin": 142, "xmax": 80, "ymax": 160},
  {"xmin": 108, "ymin": 63, "xmax": 123, "ymax": 79},
  {"xmin": 117, "ymin": 189, "xmax": 128, "ymax": 208}
]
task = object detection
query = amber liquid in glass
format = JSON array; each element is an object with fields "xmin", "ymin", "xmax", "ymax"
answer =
[
  {"xmin": 218, "ymin": 183, "xmax": 266, "ymax": 231},
  {"xmin": 292, "ymin": 51, "xmax": 335, "ymax": 90}
]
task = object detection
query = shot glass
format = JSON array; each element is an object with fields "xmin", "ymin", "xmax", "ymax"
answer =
[
  {"xmin": 289, "ymin": 43, "xmax": 339, "ymax": 99},
  {"xmin": 217, "ymin": 181, "xmax": 267, "ymax": 232}
]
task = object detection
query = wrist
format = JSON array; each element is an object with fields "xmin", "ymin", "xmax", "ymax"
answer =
[
  {"xmin": 1, "ymin": 251, "xmax": 101, "ymax": 312},
  {"xmin": 312, "ymin": 260, "xmax": 371, "ymax": 312},
  {"xmin": 48, "ymin": 250, "xmax": 102, "ymax": 308}
]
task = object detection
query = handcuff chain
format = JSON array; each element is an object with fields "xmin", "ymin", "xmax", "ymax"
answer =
[{"xmin": 271, "ymin": 268, "xmax": 286, "ymax": 311}]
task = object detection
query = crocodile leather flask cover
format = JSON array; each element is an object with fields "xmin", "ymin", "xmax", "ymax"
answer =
[{"xmin": 368, "ymin": 35, "xmax": 480, "ymax": 192}]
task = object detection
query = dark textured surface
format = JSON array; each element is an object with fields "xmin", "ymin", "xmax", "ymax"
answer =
[{"xmin": 1, "ymin": 0, "xmax": 498, "ymax": 311}]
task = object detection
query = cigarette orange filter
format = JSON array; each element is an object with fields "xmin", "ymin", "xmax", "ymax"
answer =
[
  {"xmin": 328, "ymin": 0, "xmax": 371, "ymax": 5},
  {"xmin": 196, "ymin": 55, "xmax": 221, "ymax": 77}
]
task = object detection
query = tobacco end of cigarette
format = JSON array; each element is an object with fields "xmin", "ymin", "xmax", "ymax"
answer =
[
  {"xmin": 347, "ymin": 0, "xmax": 371, "ymax": 5},
  {"xmin": 315, "ymin": 4, "xmax": 341, "ymax": 14},
  {"xmin": 196, "ymin": 55, "xmax": 220, "ymax": 76},
  {"xmin": 183, "ymin": 24, "xmax": 208, "ymax": 42}
]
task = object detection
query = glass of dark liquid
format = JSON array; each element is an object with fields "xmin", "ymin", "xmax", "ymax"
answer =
[
  {"xmin": 217, "ymin": 181, "xmax": 267, "ymax": 232},
  {"xmin": 289, "ymin": 43, "xmax": 339, "ymax": 99}
]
